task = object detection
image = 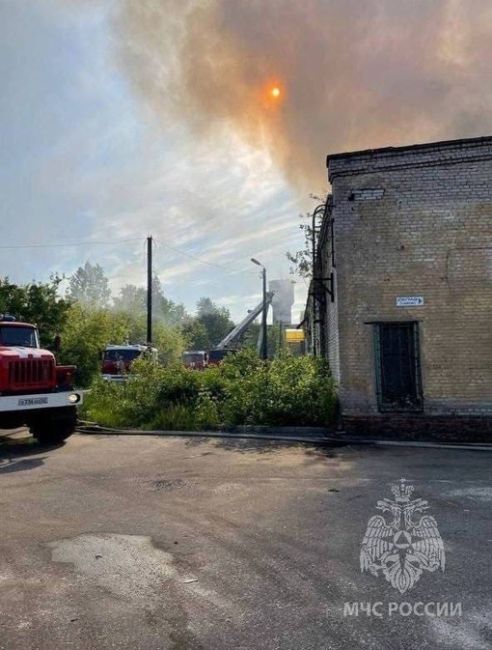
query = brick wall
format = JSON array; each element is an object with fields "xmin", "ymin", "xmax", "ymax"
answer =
[{"xmin": 325, "ymin": 137, "xmax": 492, "ymax": 420}]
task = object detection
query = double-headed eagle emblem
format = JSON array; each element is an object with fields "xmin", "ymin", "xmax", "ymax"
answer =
[{"xmin": 360, "ymin": 479, "xmax": 445, "ymax": 593}]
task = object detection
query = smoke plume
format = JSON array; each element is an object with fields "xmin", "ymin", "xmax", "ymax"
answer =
[{"xmin": 115, "ymin": 0, "xmax": 492, "ymax": 190}]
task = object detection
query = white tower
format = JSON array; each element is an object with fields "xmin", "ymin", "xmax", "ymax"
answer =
[{"xmin": 269, "ymin": 279, "xmax": 295, "ymax": 325}]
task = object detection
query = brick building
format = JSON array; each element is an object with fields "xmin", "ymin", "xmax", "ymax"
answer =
[{"xmin": 304, "ymin": 136, "xmax": 492, "ymax": 436}]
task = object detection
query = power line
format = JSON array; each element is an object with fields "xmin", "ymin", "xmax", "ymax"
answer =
[
  {"xmin": 153, "ymin": 238, "xmax": 241, "ymax": 271},
  {"xmin": 0, "ymin": 238, "xmax": 143, "ymax": 250},
  {"xmin": 0, "ymin": 234, "xmax": 263, "ymax": 279},
  {"xmin": 154, "ymin": 239, "xmax": 262, "ymax": 277},
  {"xmin": 154, "ymin": 239, "xmax": 229, "ymax": 270}
]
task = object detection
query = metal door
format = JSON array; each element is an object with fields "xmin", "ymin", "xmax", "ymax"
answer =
[{"xmin": 374, "ymin": 322, "xmax": 422, "ymax": 412}]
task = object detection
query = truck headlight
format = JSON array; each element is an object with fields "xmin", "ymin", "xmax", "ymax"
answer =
[{"xmin": 68, "ymin": 393, "xmax": 81, "ymax": 404}]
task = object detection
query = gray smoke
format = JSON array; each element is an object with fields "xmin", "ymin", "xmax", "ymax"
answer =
[{"xmin": 114, "ymin": 0, "xmax": 492, "ymax": 190}]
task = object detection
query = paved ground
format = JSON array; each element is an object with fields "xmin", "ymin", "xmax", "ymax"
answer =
[{"xmin": 0, "ymin": 431, "xmax": 491, "ymax": 650}]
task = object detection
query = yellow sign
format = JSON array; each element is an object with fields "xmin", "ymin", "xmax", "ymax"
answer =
[{"xmin": 285, "ymin": 329, "xmax": 305, "ymax": 343}]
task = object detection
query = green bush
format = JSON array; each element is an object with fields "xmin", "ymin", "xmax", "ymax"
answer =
[
  {"xmin": 82, "ymin": 350, "xmax": 337, "ymax": 430},
  {"xmin": 59, "ymin": 305, "xmax": 185, "ymax": 387}
]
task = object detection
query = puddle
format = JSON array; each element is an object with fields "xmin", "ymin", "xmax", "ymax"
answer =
[
  {"xmin": 447, "ymin": 487, "xmax": 492, "ymax": 502},
  {"xmin": 48, "ymin": 534, "xmax": 176, "ymax": 602},
  {"xmin": 430, "ymin": 609, "xmax": 491, "ymax": 650},
  {"xmin": 48, "ymin": 533, "xmax": 233, "ymax": 615}
]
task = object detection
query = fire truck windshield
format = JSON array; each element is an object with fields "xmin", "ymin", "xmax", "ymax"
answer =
[
  {"xmin": 183, "ymin": 352, "xmax": 205, "ymax": 363},
  {"xmin": 0, "ymin": 326, "xmax": 39, "ymax": 348},
  {"xmin": 104, "ymin": 349, "xmax": 142, "ymax": 362}
]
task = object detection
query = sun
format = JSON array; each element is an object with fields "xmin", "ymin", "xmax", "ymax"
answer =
[{"xmin": 262, "ymin": 82, "xmax": 284, "ymax": 108}]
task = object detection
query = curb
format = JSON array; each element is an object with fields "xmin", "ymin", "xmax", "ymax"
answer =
[
  {"xmin": 76, "ymin": 426, "xmax": 344, "ymax": 446},
  {"xmin": 345, "ymin": 438, "xmax": 492, "ymax": 452},
  {"xmin": 76, "ymin": 426, "xmax": 492, "ymax": 451}
]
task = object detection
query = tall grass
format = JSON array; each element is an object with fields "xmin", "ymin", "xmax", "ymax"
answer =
[{"xmin": 82, "ymin": 350, "xmax": 337, "ymax": 430}]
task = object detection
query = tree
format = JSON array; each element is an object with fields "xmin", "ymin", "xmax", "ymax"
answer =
[
  {"xmin": 106, "ymin": 306, "xmax": 185, "ymax": 365},
  {"xmin": 196, "ymin": 297, "xmax": 214, "ymax": 315},
  {"xmin": 180, "ymin": 298, "xmax": 234, "ymax": 350},
  {"xmin": 58, "ymin": 305, "xmax": 186, "ymax": 386},
  {"xmin": 68, "ymin": 262, "xmax": 111, "ymax": 307},
  {"xmin": 240, "ymin": 321, "xmax": 284, "ymax": 358},
  {"xmin": 153, "ymin": 323, "xmax": 186, "ymax": 365},
  {"xmin": 0, "ymin": 276, "xmax": 72, "ymax": 347},
  {"xmin": 286, "ymin": 195, "xmax": 331, "ymax": 279},
  {"xmin": 112, "ymin": 284, "xmax": 147, "ymax": 314},
  {"xmin": 113, "ymin": 276, "xmax": 186, "ymax": 326},
  {"xmin": 182, "ymin": 318, "xmax": 209, "ymax": 350},
  {"xmin": 194, "ymin": 298, "xmax": 235, "ymax": 349},
  {"xmin": 58, "ymin": 305, "xmax": 129, "ymax": 386}
]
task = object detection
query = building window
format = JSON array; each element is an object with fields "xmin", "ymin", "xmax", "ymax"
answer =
[{"xmin": 373, "ymin": 322, "xmax": 423, "ymax": 413}]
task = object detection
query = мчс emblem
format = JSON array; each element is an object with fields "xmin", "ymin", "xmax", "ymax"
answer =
[{"xmin": 360, "ymin": 479, "xmax": 445, "ymax": 594}]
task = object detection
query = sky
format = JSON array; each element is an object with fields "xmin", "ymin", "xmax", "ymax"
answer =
[
  {"xmin": 1, "ymin": 0, "xmax": 492, "ymax": 322},
  {"xmin": 0, "ymin": 0, "xmax": 308, "ymax": 321}
]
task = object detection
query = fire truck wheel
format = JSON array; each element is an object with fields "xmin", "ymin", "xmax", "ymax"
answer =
[{"xmin": 29, "ymin": 410, "xmax": 76, "ymax": 445}]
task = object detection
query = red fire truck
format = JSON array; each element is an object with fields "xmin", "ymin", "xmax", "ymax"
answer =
[
  {"xmin": 101, "ymin": 344, "xmax": 158, "ymax": 382},
  {"xmin": 0, "ymin": 315, "xmax": 83, "ymax": 444},
  {"xmin": 182, "ymin": 350, "xmax": 208, "ymax": 370}
]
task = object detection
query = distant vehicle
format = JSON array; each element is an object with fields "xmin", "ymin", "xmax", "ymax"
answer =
[
  {"xmin": 184, "ymin": 294, "xmax": 273, "ymax": 368},
  {"xmin": 0, "ymin": 314, "xmax": 83, "ymax": 444},
  {"xmin": 207, "ymin": 349, "xmax": 231, "ymax": 365},
  {"xmin": 182, "ymin": 349, "xmax": 233, "ymax": 369},
  {"xmin": 182, "ymin": 350, "xmax": 208, "ymax": 370},
  {"xmin": 102, "ymin": 344, "xmax": 157, "ymax": 382}
]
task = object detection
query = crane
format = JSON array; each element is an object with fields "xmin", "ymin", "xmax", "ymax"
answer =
[
  {"xmin": 183, "ymin": 293, "xmax": 274, "ymax": 367},
  {"xmin": 215, "ymin": 292, "xmax": 273, "ymax": 350}
]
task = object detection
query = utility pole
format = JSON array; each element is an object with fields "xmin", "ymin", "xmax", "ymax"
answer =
[
  {"xmin": 261, "ymin": 266, "xmax": 268, "ymax": 360},
  {"xmin": 251, "ymin": 258, "xmax": 268, "ymax": 360},
  {"xmin": 147, "ymin": 236, "xmax": 153, "ymax": 346}
]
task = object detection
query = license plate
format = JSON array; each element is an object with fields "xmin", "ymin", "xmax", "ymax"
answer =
[{"xmin": 18, "ymin": 397, "xmax": 49, "ymax": 406}]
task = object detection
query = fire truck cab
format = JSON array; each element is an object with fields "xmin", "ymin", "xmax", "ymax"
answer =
[
  {"xmin": 102, "ymin": 344, "xmax": 157, "ymax": 382},
  {"xmin": 182, "ymin": 350, "xmax": 208, "ymax": 370},
  {"xmin": 0, "ymin": 315, "xmax": 83, "ymax": 444}
]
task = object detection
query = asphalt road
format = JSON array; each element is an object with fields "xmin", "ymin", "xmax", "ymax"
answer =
[{"xmin": 0, "ymin": 431, "xmax": 491, "ymax": 650}]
